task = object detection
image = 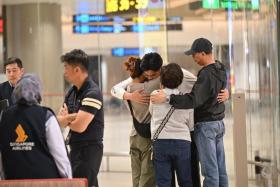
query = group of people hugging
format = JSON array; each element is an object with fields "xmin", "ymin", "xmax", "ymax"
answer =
[{"xmin": 111, "ymin": 38, "xmax": 229, "ymax": 187}]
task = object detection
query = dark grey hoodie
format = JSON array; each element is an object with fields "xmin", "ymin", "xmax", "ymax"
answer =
[{"xmin": 170, "ymin": 60, "xmax": 227, "ymax": 123}]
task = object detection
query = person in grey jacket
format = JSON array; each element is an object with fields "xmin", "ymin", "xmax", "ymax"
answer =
[{"xmin": 149, "ymin": 63, "xmax": 193, "ymax": 187}]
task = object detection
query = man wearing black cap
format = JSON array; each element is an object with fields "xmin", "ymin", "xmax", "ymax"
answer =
[{"xmin": 151, "ymin": 38, "xmax": 229, "ymax": 187}]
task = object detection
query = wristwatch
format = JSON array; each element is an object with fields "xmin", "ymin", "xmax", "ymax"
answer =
[{"xmin": 166, "ymin": 95, "xmax": 170, "ymax": 103}]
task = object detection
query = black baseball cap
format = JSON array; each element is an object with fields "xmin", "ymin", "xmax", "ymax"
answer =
[{"xmin": 184, "ymin": 38, "xmax": 213, "ymax": 55}]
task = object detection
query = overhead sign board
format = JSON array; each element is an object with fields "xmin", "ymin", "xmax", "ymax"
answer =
[
  {"xmin": 202, "ymin": 0, "xmax": 259, "ymax": 10},
  {"xmin": 111, "ymin": 47, "xmax": 156, "ymax": 56},
  {"xmin": 73, "ymin": 14, "xmax": 182, "ymax": 24},
  {"xmin": 73, "ymin": 14, "xmax": 110, "ymax": 23},
  {"xmin": 105, "ymin": 0, "xmax": 149, "ymax": 14},
  {"xmin": 73, "ymin": 24, "xmax": 182, "ymax": 34},
  {"xmin": 72, "ymin": 14, "xmax": 183, "ymax": 34}
]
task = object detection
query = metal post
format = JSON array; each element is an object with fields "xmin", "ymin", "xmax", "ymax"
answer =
[
  {"xmin": 232, "ymin": 93, "xmax": 248, "ymax": 187},
  {"xmin": 275, "ymin": 1, "xmax": 280, "ymax": 187},
  {"xmin": 106, "ymin": 156, "xmax": 110, "ymax": 172}
]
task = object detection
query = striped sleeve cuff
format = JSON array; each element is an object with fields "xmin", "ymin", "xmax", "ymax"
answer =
[{"xmin": 81, "ymin": 98, "xmax": 102, "ymax": 110}]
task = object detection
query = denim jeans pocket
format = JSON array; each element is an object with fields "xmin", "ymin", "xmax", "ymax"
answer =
[{"xmin": 201, "ymin": 125, "xmax": 216, "ymax": 140}]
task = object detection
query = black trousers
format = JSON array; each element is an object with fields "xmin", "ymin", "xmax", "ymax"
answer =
[
  {"xmin": 170, "ymin": 134, "xmax": 201, "ymax": 187},
  {"xmin": 191, "ymin": 132, "xmax": 201, "ymax": 187},
  {"xmin": 70, "ymin": 143, "xmax": 103, "ymax": 187}
]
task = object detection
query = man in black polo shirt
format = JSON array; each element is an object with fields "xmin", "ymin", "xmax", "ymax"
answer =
[
  {"xmin": 0, "ymin": 57, "xmax": 24, "ymax": 105},
  {"xmin": 57, "ymin": 49, "xmax": 104, "ymax": 187}
]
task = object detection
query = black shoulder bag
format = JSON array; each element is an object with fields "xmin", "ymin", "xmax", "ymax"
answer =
[{"xmin": 127, "ymin": 100, "xmax": 151, "ymax": 138}]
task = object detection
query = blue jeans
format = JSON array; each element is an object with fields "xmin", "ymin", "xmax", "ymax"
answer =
[
  {"xmin": 194, "ymin": 121, "xmax": 228, "ymax": 187},
  {"xmin": 153, "ymin": 139, "xmax": 193, "ymax": 187}
]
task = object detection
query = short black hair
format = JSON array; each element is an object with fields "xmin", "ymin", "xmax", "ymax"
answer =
[
  {"xmin": 61, "ymin": 49, "xmax": 89, "ymax": 71},
  {"xmin": 4, "ymin": 57, "xmax": 23, "ymax": 69},
  {"xmin": 160, "ymin": 63, "xmax": 183, "ymax": 89},
  {"xmin": 140, "ymin": 52, "xmax": 163, "ymax": 71}
]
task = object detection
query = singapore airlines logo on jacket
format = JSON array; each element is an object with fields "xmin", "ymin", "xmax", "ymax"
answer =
[
  {"xmin": 15, "ymin": 124, "xmax": 28, "ymax": 143},
  {"xmin": 10, "ymin": 124, "xmax": 34, "ymax": 151}
]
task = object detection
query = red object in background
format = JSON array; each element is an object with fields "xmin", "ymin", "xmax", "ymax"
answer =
[
  {"xmin": 0, "ymin": 19, "xmax": 3, "ymax": 33},
  {"xmin": 151, "ymin": 0, "xmax": 158, "ymax": 3}
]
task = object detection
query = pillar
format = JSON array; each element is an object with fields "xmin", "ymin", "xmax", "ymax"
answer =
[{"xmin": 3, "ymin": 2, "xmax": 63, "ymax": 111}]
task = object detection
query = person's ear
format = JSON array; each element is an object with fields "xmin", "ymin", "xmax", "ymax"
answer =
[
  {"xmin": 20, "ymin": 68, "xmax": 25, "ymax": 75},
  {"xmin": 74, "ymin": 66, "xmax": 79, "ymax": 73}
]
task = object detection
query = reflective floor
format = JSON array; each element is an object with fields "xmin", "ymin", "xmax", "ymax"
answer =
[
  {"xmin": 97, "ymin": 108, "xmax": 264, "ymax": 187},
  {"xmin": 99, "ymin": 172, "xmax": 260, "ymax": 187}
]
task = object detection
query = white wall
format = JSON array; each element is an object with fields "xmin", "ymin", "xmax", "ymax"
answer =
[{"xmin": 0, "ymin": 74, "xmax": 6, "ymax": 83}]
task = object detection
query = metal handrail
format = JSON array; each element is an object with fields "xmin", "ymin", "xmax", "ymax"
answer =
[
  {"xmin": 247, "ymin": 160, "xmax": 278, "ymax": 187},
  {"xmin": 102, "ymin": 151, "xmax": 130, "ymax": 173},
  {"xmin": 248, "ymin": 160, "xmax": 271, "ymax": 168}
]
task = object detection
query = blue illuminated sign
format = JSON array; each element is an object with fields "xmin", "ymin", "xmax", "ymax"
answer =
[
  {"xmin": 113, "ymin": 16, "xmax": 126, "ymax": 23},
  {"xmin": 74, "ymin": 25, "xmax": 114, "ymax": 33},
  {"xmin": 111, "ymin": 48, "xmax": 156, "ymax": 57},
  {"xmin": 73, "ymin": 14, "xmax": 182, "ymax": 24},
  {"xmin": 73, "ymin": 14, "xmax": 110, "ymax": 23},
  {"xmin": 73, "ymin": 25, "xmax": 161, "ymax": 33},
  {"xmin": 113, "ymin": 24, "xmax": 126, "ymax": 33},
  {"xmin": 131, "ymin": 25, "xmax": 161, "ymax": 32},
  {"xmin": 73, "ymin": 24, "xmax": 181, "ymax": 34},
  {"xmin": 73, "ymin": 14, "xmax": 182, "ymax": 34},
  {"xmin": 112, "ymin": 48, "xmax": 139, "ymax": 57}
]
